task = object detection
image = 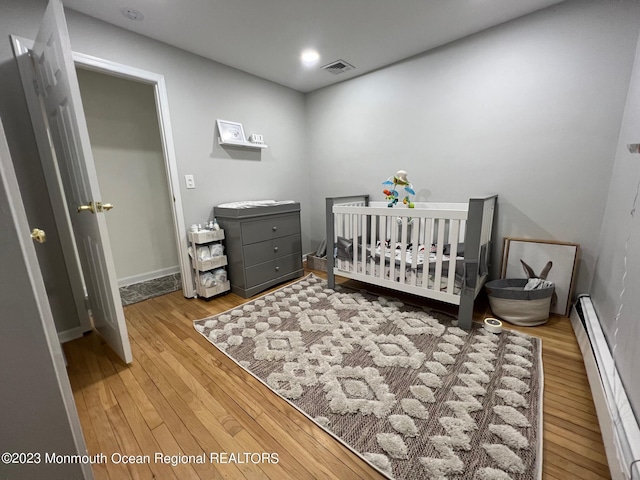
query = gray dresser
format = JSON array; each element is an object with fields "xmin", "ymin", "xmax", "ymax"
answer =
[{"xmin": 213, "ymin": 202, "xmax": 303, "ymax": 298}]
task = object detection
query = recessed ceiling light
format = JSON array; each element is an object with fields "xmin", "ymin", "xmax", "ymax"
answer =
[
  {"xmin": 300, "ymin": 49, "xmax": 320, "ymax": 66},
  {"xmin": 121, "ymin": 7, "xmax": 144, "ymax": 21}
]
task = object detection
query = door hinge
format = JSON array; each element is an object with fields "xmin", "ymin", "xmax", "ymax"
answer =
[{"xmin": 32, "ymin": 79, "xmax": 40, "ymax": 96}]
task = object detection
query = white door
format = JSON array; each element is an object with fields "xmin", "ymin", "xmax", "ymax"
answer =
[
  {"xmin": 0, "ymin": 118, "xmax": 92, "ymax": 479},
  {"xmin": 26, "ymin": 0, "xmax": 132, "ymax": 363}
]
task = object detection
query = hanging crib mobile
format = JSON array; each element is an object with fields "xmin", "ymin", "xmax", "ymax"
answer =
[{"xmin": 382, "ymin": 170, "xmax": 415, "ymax": 208}]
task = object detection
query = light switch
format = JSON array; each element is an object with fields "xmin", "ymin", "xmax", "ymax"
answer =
[{"xmin": 185, "ymin": 174, "xmax": 195, "ymax": 189}]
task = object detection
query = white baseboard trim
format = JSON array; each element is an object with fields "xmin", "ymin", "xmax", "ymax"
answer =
[
  {"xmin": 118, "ymin": 266, "xmax": 180, "ymax": 287},
  {"xmin": 58, "ymin": 325, "xmax": 90, "ymax": 344}
]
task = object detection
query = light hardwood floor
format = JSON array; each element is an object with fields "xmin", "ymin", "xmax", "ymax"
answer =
[{"xmin": 64, "ymin": 270, "xmax": 612, "ymax": 479}]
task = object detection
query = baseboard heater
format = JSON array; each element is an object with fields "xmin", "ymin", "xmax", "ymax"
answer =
[{"xmin": 570, "ymin": 295, "xmax": 640, "ymax": 480}]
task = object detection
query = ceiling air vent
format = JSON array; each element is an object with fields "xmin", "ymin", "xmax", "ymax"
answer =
[{"xmin": 321, "ymin": 60, "xmax": 355, "ymax": 75}]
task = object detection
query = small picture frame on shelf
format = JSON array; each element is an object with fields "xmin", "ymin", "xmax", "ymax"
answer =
[{"xmin": 217, "ymin": 119, "xmax": 246, "ymax": 143}]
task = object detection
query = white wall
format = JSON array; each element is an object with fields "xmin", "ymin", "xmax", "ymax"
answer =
[
  {"xmin": 306, "ymin": 0, "xmax": 640, "ymax": 295},
  {"xmin": 591, "ymin": 31, "xmax": 640, "ymax": 425},
  {"xmin": 77, "ymin": 69, "xmax": 179, "ymax": 283},
  {"xmin": 61, "ymin": 8, "xmax": 310, "ymax": 243}
]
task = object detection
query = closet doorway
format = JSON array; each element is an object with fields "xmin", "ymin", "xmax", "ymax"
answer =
[
  {"xmin": 73, "ymin": 52, "xmax": 195, "ymax": 303},
  {"xmin": 76, "ymin": 68, "xmax": 183, "ymax": 305}
]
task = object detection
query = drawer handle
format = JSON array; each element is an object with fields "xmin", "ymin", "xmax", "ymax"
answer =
[
  {"xmin": 272, "ymin": 226, "xmax": 277, "ymax": 231},
  {"xmin": 274, "ymin": 246, "xmax": 279, "ymax": 252},
  {"xmin": 275, "ymin": 266, "xmax": 280, "ymax": 272}
]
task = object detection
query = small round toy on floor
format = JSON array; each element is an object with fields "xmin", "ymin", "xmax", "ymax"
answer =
[{"xmin": 483, "ymin": 317, "xmax": 503, "ymax": 334}]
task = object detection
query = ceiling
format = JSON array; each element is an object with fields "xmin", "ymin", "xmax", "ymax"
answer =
[{"xmin": 62, "ymin": 0, "xmax": 564, "ymax": 93}]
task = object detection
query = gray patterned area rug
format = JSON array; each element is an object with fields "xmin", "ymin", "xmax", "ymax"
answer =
[{"xmin": 194, "ymin": 274, "xmax": 543, "ymax": 480}]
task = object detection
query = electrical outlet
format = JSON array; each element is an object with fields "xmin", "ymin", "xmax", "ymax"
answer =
[{"xmin": 185, "ymin": 174, "xmax": 195, "ymax": 189}]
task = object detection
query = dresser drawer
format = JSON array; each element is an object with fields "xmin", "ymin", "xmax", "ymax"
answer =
[
  {"xmin": 245, "ymin": 254, "xmax": 302, "ymax": 288},
  {"xmin": 243, "ymin": 234, "xmax": 301, "ymax": 267},
  {"xmin": 241, "ymin": 213, "xmax": 300, "ymax": 245}
]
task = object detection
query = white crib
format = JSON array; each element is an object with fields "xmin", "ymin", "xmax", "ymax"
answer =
[{"xmin": 325, "ymin": 194, "xmax": 497, "ymax": 330}]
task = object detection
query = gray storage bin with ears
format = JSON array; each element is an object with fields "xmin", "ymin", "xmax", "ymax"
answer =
[{"xmin": 485, "ymin": 278, "xmax": 554, "ymax": 326}]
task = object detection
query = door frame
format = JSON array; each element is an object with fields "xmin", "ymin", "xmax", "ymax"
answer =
[{"xmin": 11, "ymin": 36, "xmax": 194, "ymax": 317}]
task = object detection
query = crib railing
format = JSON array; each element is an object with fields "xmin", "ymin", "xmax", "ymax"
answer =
[
  {"xmin": 326, "ymin": 194, "xmax": 497, "ymax": 329},
  {"xmin": 331, "ymin": 200, "xmax": 469, "ymax": 303}
]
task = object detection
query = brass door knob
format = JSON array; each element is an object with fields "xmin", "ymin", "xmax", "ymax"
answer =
[
  {"xmin": 31, "ymin": 228, "xmax": 46, "ymax": 243},
  {"xmin": 77, "ymin": 202, "xmax": 95, "ymax": 213},
  {"xmin": 94, "ymin": 202, "xmax": 114, "ymax": 212}
]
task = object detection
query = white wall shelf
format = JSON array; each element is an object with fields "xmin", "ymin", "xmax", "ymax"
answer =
[{"xmin": 218, "ymin": 137, "xmax": 268, "ymax": 149}]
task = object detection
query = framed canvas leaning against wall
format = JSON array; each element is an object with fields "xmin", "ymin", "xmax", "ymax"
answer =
[{"xmin": 500, "ymin": 237, "xmax": 580, "ymax": 317}]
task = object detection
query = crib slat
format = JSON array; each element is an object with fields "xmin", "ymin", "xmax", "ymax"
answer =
[
  {"xmin": 351, "ymin": 214, "xmax": 357, "ymax": 269},
  {"xmin": 399, "ymin": 217, "xmax": 408, "ymax": 283},
  {"xmin": 345, "ymin": 215, "xmax": 357, "ymax": 272},
  {"xmin": 336, "ymin": 212, "xmax": 343, "ymax": 271},
  {"xmin": 389, "ymin": 214, "xmax": 397, "ymax": 282},
  {"xmin": 370, "ymin": 214, "xmax": 377, "ymax": 275},
  {"xmin": 434, "ymin": 218, "xmax": 446, "ymax": 291},
  {"xmin": 361, "ymin": 213, "xmax": 368, "ymax": 276},
  {"xmin": 421, "ymin": 218, "xmax": 433, "ymax": 290},
  {"xmin": 410, "ymin": 217, "xmax": 419, "ymax": 286},
  {"xmin": 447, "ymin": 219, "xmax": 461, "ymax": 294},
  {"xmin": 343, "ymin": 212, "xmax": 350, "ymax": 272},
  {"xmin": 378, "ymin": 216, "xmax": 386, "ymax": 281}
]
